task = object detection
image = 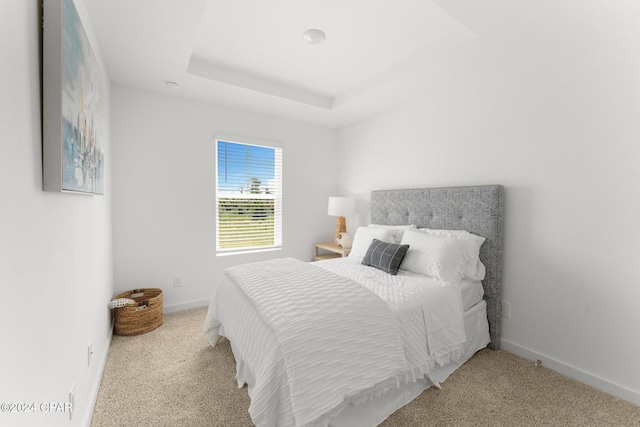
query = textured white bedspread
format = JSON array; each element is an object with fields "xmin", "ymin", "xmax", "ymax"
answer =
[
  {"xmin": 316, "ymin": 257, "xmax": 466, "ymax": 366},
  {"xmin": 204, "ymin": 257, "xmax": 466, "ymax": 427},
  {"xmin": 227, "ymin": 258, "xmax": 407, "ymax": 426}
]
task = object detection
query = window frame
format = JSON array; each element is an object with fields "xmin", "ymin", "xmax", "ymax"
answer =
[{"xmin": 214, "ymin": 134, "xmax": 282, "ymax": 256}]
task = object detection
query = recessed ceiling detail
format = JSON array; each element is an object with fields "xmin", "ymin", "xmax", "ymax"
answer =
[
  {"xmin": 85, "ymin": 0, "xmax": 476, "ymax": 127},
  {"xmin": 186, "ymin": 0, "xmax": 474, "ymax": 110},
  {"xmin": 187, "ymin": 58, "xmax": 333, "ymax": 109},
  {"xmin": 190, "ymin": 0, "xmax": 471, "ymax": 99}
]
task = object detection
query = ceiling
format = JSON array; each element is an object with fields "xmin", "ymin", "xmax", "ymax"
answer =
[
  {"xmin": 84, "ymin": 0, "xmax": 482, "ymax": 128},
  {"xmin": 84, "ymin": 0, "xmax": 621, "ymax": 128}
]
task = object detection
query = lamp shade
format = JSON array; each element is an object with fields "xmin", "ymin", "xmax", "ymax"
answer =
[{"xmin": 328, "ymin": 197, "xmax": 355, "ymax": 217}]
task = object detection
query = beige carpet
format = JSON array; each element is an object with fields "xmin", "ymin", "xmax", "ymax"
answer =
[{"xmin": 91, "ymin": 307, "xmax": 640, "ymax": 427}]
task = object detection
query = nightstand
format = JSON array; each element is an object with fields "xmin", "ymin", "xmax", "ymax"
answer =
[{"xmin": 314, "ymin": 242, "xmax": 351, "ymax": 261}]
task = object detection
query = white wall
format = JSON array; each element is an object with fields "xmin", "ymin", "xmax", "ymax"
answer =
[
  {"xmin": 110, "ymin": 85, "xmax": 339, "ymax": 311},
  {"xmin": 338, "ymin": 2, "xmax": 640, "ymax": 405},
  {"xmin": 0, "ymin": 1, "xmax": 113, "ymax": 426}
]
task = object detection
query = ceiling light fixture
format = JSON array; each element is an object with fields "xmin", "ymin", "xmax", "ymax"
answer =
[
  {"xmin": 302, "ymin": 29, "xmax": 326, "ymax": 45},
  {"xmin": 165, "ymin": 81, "xmax": 180, "ymax": 90}
]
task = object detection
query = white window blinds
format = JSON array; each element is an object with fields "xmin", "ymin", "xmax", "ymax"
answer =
[{"xmin": 215, "ymin": 139, "xmax": 282, "ymax": 254}]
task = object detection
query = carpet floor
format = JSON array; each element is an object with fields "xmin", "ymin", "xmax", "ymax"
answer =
[{"xmin": 91, "ymin": 307, "xmax": 640, "ymax": 427}]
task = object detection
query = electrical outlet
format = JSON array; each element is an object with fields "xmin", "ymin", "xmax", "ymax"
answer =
[
  {"xmin": 87, "ymin": 341, "xmax": 93, "ymax": 367},
  {"xmin": 69, "ymin": 382, "xmax": 75, "ymax": 421},
  {"xmin": 173, "ymin": 275, "xmax": 183, "ymax": 288},
  {"xmin": 501, "ymin": 301, "xmax": 511, "ymax": 319}
]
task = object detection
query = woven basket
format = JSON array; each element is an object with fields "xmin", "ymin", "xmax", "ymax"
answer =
[{"xmin": 112, "ymin": 288, "xmax": 163, "ymax": 336}]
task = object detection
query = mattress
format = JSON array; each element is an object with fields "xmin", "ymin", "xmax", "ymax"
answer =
[
  {"xmin": 458, "ymin": 277, "xmax": 485, "ymax": 311},
  {"xmin": 205, "ymin": 258, "xmax": 489, "ymax": 426}
]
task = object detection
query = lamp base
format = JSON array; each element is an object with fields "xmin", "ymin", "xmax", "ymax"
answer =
[{"xmin": 334, "ymin": 216, "xmax": 346, "ymax": 245}]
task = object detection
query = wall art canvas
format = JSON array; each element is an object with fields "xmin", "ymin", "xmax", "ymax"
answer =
[{"xmin": 44, "ymin": 0, "xmax": 105, "ymax": 194}]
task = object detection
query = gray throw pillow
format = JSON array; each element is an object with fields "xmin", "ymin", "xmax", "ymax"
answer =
[{"xmin": 362, "ymin": 239, "xmax": 410, "ymax": 275}]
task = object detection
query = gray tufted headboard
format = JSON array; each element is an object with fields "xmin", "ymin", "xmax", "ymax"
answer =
[{"xmin": 371, "ymin": 185, "xmax": 504, "ymax": 350}]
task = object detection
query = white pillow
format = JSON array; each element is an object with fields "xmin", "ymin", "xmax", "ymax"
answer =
[
  {"xmin": 367, "ymin": 224, "xmax": 417, "ymax": 244},
  {"xmin": 349, "ymin": 227, "xmax": 396, "ymax": 258},
  {"xmin": 399, "ymin": 229, "xmax": 468, "ymax": 283},
  {"xmin": 417, "ymin": 228, "xmax": 486, "ymax": 280}
]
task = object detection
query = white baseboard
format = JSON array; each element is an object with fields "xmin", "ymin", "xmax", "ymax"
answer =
[
  {"xmin": 163, "ymin": 299, "xmax": 210, "ymax": 314},
  {"xmin": 82, "ymin": 327, "xmax": 113, "ymax": 427},
  {"xmin": 501, "ymin": 339, "xmax": 640, "ymax": 407}
]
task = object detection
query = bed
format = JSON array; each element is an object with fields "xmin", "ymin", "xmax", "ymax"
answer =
[{"xmin": 204, "ymin": 185, "xmax": 504, "ymax": 427}]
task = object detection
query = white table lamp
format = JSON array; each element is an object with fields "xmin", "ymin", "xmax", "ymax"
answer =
[{"xmin": 328, "ymin": 196, "xmax": 355, "ymax": 245}]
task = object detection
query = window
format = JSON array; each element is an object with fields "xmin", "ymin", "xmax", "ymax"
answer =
[{"xmin": 215, "ymin": 137, "xmax": 282, "ymax": 255}]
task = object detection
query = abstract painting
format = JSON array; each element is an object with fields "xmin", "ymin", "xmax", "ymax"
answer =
[{"xmin": 44, "ymin": 0, "xmax": 105, "ymax": 194}]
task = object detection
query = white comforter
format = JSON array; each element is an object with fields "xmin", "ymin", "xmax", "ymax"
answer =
[{"xmin": 205, "ymin": 257, "xmax": 466, "ymax": 427}]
